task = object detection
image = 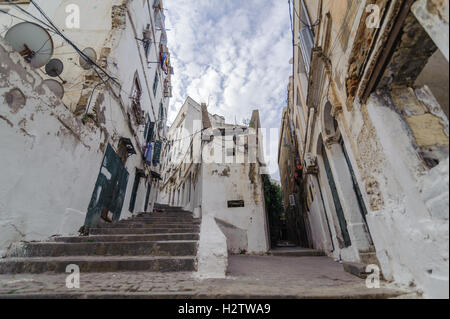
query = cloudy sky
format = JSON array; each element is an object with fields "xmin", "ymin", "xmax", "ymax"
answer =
[{"xmin": 164, "ymin": 0, "xmax": 293, "ymax": 179}]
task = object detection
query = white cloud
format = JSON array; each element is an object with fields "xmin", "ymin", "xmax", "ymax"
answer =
[{"xmin": 165, "ymin": 0, "xmax": 293, "ymax": 179}]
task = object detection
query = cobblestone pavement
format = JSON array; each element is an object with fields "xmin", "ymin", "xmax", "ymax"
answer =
[{"xmin": 0, "ymin": 255, "xmax": 414, "ymax": 298}]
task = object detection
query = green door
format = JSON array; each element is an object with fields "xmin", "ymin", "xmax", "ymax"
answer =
[
  {"xmin": 85, "ymin": 144, "xmax": 129, "ymax": 227},
  {"xmin": 322, "ymin": 144, "xmax": 352, "ymax": 248}
]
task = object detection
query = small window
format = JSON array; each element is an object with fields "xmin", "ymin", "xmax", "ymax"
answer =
[
  {"xmin": 153, "ymin": 71, "xmax": 159, "ymax": 96},
  {"xmin": 131, "ymin": 75, "xmax": 143, "ymax": 125}
]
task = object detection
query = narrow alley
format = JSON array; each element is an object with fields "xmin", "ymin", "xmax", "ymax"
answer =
[{"xmin": 0, "ymin": 0, "xmax": 448, "ymax": 302}]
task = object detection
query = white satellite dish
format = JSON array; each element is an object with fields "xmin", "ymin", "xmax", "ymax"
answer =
[
  {"xmin": 79, "ymin": 47, "xmax": 97, "ymax": 70},
  {"xmin": 4, "ymin": 22, "xmax": 54, "ymax": 69},
  {"xmin": 43, "ymin": 79, "xmax": 65, "ymax": 99}
]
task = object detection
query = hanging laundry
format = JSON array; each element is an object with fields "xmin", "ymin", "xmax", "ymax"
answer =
[
  {"xmin": 144, "ymin": 142, "xmax": 153, "ymax": 164},
  {"xmin": 160, "ymin": 30, "xmax": 168, "ymax": 46},
  {"xmin": 161, "ymin": 52, "xmax": 168, "ymax": 74},
  {"xmin": 155, "ymin": 10, "xmax": 166, "ymax": 30}
]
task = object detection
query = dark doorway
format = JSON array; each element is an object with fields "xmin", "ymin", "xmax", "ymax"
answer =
[
  {"xmin": 85, "ymin": 144, "xmax": 129, "ymax": 227},
  {"xmin": 144, "ymin": 182, "xmax": 152, "ymax": 212},
  {"xmin": 129, "ymin": 169, "xmax": 145, "ymax": 213}
]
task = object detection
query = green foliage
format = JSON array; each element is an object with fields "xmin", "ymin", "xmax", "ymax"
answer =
[{"xmin": 262, "ymin": 175, "xmax": 283, "ymax": 223}]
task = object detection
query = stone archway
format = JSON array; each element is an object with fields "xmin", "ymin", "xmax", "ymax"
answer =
[{"xmin": 313, "ymin": 101, "xmax": 374, "ymax": 259}]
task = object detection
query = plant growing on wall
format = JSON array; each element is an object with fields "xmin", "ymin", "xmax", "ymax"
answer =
[{"xmin": 262, "ymin": 175, "xmax": 283, "ymax": 246}]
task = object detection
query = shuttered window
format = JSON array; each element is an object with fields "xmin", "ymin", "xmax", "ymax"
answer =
[{"xmin": 298, "ymin": 0, "xmax": 315, "ymax": 74}]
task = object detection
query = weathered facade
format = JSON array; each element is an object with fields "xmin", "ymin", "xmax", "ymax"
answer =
[
  {"xmin": 158, "ymin": 97, "xmax": 270, "ymax": 257},
  {"xmin": 281, "ymin": 0, "xmax": 449, "ymax": 298},
  {"xmin": 0, "ymin": 0, "xmax": 172, "ymax": 254}
]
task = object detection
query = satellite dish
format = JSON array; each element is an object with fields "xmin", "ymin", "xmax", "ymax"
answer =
[
  {"xmin": 79, "ymin": 47, "xmax": 97, "ymax": 70},
  {"xmin": 45, "ymin": 59, "xmax": 64, "ymax": 77},
  {"xmin": 43, "ymin": 79, "xmax": 65, "ymax": 99},
  {"xmin": 4, "ymin": 22, "xmax": 54, "ymax": 68}
]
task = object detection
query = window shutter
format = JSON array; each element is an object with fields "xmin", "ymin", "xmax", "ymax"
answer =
[
  {"xmin": 146, "ymin": 121, "xmax": 155, "ymax": 144},
  {"xmin": 298, "ymin": 0, "xmax": 315, "ymax": 74},
  {"xmin": 299, "ymin": 26, "xmax": 314, "ymax": 74}
]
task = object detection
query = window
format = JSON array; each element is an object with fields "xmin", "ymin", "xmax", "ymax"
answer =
[
  {"xmin": 298, "ymin": 0, "xmax": 315, "ymax": 74},
  {"xmin": 159, "ymin": 102, "xmax": 164, "ymax": 119},
  {"xmin": 131, "ymin": 75, "xmax": 144, "ymax": 125},
  {"xmin": 143, "ymin": 24, "xmax": 151, "ymax": 58},
  {"xmin": 143, "ymin": 115, "xmax": 155, "ymax": 144},
  {"xmin": 153, "ymin": 71, "xmax": 159, "ymax": 96}
]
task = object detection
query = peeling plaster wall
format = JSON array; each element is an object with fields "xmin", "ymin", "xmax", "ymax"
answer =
[
  {"xmin": 201, "ymin": 160, "xmax": 269, "ymax": 254},
  {"xmin": 290, "ymin": 0, "xmax": 449, "ymax": 298},
  {"xmin": 364, "ymin": 91, "xmax": 449, "ymax": 299},
  {"xmin": 0, "ymin": 40, "xmax": 106, "ymax": 255},
  {"xmin": 0, "ymin": 0, "xmax": 171, "ymax": 254}
]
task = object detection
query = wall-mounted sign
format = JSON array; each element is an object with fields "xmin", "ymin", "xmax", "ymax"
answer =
[{"xmin": 227, "ymin": 200, "xmax": 245, "ymax": 208}]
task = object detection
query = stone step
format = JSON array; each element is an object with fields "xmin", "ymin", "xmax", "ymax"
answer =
[
  {"xmin": 52, "ymin": 233, "xmax": 199, "ymax": 243},
  {"xmin": 0, "ymin": 256, "xmax": 196, "ymax": 274},
  {"xmin": 136, "ymin": 213, "xmax": 192, "ymax": 218},
  {"xmin": 123, "ymin": 217, "xmax": 198, "ymax": 222},
  {"xmin": 342, "ymin": 262, "xmax": 384, "ymax": 280},
  {"xmin": 359, "ymin": 252, "xmax": 379, "ymax": 265},
  {"xmin": 268, "ymin": 248, "xmax": 325, "ymax": 257},
  {"xmin": 153, "ymin": 204, "xmax": 182, "ymax": 210},
  {"xmin": 8, "ymin": 241, "xmax": 198, "ymax": 258},
  {"xmin": 100, "ymin": 223, "xmax": 200, "ymax": 229},
  {"xmin": 116, "ymin": 222, "xmax": 200, "ymax": 227},
  {"xmin": 89, "ymin": 227, "xmax": 199, "ymax": 235}
]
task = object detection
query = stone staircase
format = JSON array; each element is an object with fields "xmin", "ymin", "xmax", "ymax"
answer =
[
  {"xmin": 343, "ymin": 246, "xmax": 382, "ymax": 279},
  {"xmin": 0, "ymin": 204, "xmax": 200, "ymax": 274}
]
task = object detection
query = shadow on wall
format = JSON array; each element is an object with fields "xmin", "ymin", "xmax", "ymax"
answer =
[{"xmin": 215, "ymin": 217, "xmax": 248, "ymax": 254}]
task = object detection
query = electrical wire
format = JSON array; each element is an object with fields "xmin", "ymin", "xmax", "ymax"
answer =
[
  {"xmin": 3, "ymin": 0, "xmax": 56, "ymax": 31},
  {"xmin": 292, "ymin": 0, "xmax": 320, "ymax": 30},
  {"xmin": 29, "ymin": 0, "xmax": 119, "ymax": 87},
  {"xmin": 3, "ymin": 0, "xmax": 169, "ymax": 149}
]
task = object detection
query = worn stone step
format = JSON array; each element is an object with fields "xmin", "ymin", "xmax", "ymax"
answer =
[
  {"xmin": 153, "ymin": 205, "xmax": 183, "ymax": 210},
  {"xmin": 101, "ymin": 222, "xmax": 200, "ymax": 229},
  {"xmin": 8, "ymin": 241, "xmax": 198, "ymax": 258},
  {"xmin": 0, "ymin": 256, "xmax": 196, "ymax": 274},
  {"xmin": 53, "ymin": 233, "xmax": 199, "ymax": 243},
  {"xmin": 116, "ymin": 222, "xmax": 200, "ymax": 227},
  {"xmin": 268, "ymin": 248, "xmax": 325, "ymax": 257},
  {"xmin": 359, "ymin": 252, "xmax": 379, "ymax": 265},
  {"xmin": 135, "ymin": 216, "xmax": 193, "ymax": 220},
  {"xmin": 89, "ymin": 227, "xmax": 199, "ymax": 235},
  {"xmin": 136, "ymin": 213, "xmax": 192, "ymax": 218},
  {"xmin": 119, "ymin": 217, "xmax": 198, "ymax": 222},
  {"xmin": 343, "ymin": 261, "xmax": 384, "ymax": 280}
]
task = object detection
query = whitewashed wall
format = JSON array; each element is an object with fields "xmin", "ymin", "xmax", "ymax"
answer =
[{"xmin": 0, "ymin": 0, "xmax": 172, "ymax": 254}]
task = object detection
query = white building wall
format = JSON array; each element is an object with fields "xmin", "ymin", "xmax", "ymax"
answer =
[
  {"xmin": 201, "ymin": 162, "xmax": 269, "ymax": 254},
  {"xmin": 0, "ymin": 0, "xmax": 172, "ymax": 254}
]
